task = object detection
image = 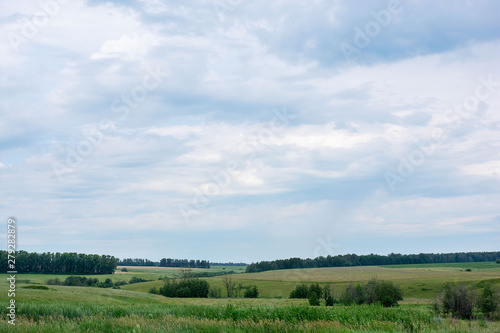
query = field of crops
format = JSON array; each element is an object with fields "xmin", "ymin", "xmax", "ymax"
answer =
[{"xmin": 1, "ymin": 262, "xmax": 499, "ymax": 332}]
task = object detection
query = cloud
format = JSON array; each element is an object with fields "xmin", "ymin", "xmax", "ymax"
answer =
[{"xmin": 0, "ymin": 0, "xmax": 499, "ymax": 261}]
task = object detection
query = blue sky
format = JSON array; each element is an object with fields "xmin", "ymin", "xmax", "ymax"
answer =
[{"xmin": 0, "ymin": 0, "xmax": 499, "ymax": 263}]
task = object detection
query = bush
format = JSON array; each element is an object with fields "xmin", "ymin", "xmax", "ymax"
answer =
[
  {"xmin": 244, "ymin": 286, "xmax": 259, "ymax": 298},
  {"xmin": 308, "ymin": 291, "xmax": 320, "ymax": 306},
  {"xmin": 496, "ymin": 259, "xmax": 500, "ymax": 264},
  {"xmin": 367, "ymin": 279, "xmax": 403, "ymax": 307},
  {"xmin": 121, "ymin": 268, "xmax": 128, "ymax": 272},
  {"xmin": 435, "ymin": 283, "xmax": 477, "ymax": 319},
  {"xmin": 289, "ymin": 284, "xmax": 310, "ymax": 298},
  {"xmin": 309, "ymin": 283, "xmax": 322, "ymax": 299},
  {"xmin": 340, "ymin": 279, "xmax": 402, "ymax": 307},
  {"xmin": 64, "ymin": 276, "xmax": 99, "ymax": 287},
  {"xmin": 208, "ymin": 287, "xmax": 222, "ymax": 298},
  {"xmin": 325, "ymin": 295, "xmax": 334, "ymax": 306},
  {"xmin": 479, "ymin": 284, "xmax": 499, "ymax": 318},
  {"xmin": 22, "ymin": 285, "xmax": 49, "ymax": 290},
  {"xmin": 159, "ymin": 278, "xmax": 210, "ymax": 298},
  {"xmin": 149, "ymin": 287, "xmax": 158, "ymax": 294},
  {"xmin": 99, "ymin": 278, "xmax": 114, "ymax": 288},
  {"xmin": 114, "ymin": 281, "xmax": 127, "ymax": 287},
  {"xmin": 129, "ymin": 276, "xmax": 149, "ymax": 284},
  {"xmin": 340, "ymin": 284, "xmax": 365, "ymax": 305},
  {"xmin": 46, "ymin": 278, "xmax": 62, "ymax": 285}
]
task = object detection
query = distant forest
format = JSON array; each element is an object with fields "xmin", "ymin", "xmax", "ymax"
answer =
[
  {"xmin": 118, "ymin": 258, "xmax": 211, "ymax": 268},
  {"xmin": 245, "ymin": 251, "xmax": 500, "ymax": 273},
  {"xmin": 0, "ymin": 250, "xmax": 117, "ymax": 274},
  {"xmin": 210, "ymin": 262, "xmax": 248, "ymax": 266}
]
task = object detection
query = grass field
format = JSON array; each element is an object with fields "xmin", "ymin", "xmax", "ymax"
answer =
[{"xmin": 1, "ymin": 262, "xmax": 499, "ymax": 332}]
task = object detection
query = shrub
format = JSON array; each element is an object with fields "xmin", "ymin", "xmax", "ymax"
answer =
[
  {"xmin": 208, "ymin": 287, "xmax": 222, "ymax": 298},
  {"xmin": 244, "ymin": 286, "xmax": 259, "ymax": 298},
  {"xmin": 368, "ymin": 279, "xmax": 403, "ymax": 307},
  {"xmin": 436, "ymin": 283, "xmax": 477, "ymax": 319},
  {"xmin": 64, "ymin": 276, "xmax": 99, "ymax": 287},
  {"xmin": 340, "ymin": 279, "xmax": 402, "ymax": 307},
  {"xmin": 322, "ymin": 285, "xmax": 333, "ymax": 304},
  {"xmin": 159, "ymin": 278, "xmax": 210, "ymax": 298},
  {"xmin": 340, "ymin": 284, "xmax": 365, "ymax": 305},
  {"xmin": 99, "ymin": 278, "xmax": 114, "ymax": 288},
  {"xmin": 149, "ymin": 287, "xmax": 158, "ymax": 294},
  {"xmin": 309, "ymin": 283, "xmax": 322, "ymax": 299},
  {"xmin": 121, "ymin": 268, "xmax": 128, "ymax": 272},
  {"xmin": 479, "ymin": 284, "xmax": 499, "ymax": 318},
  {"xmin": 129, "ymin": 276, "xmax": 149, "ymax": 284},
  {"xmin": 22, "ymin": 285, "xmax": 49, "ymax": 290},
  {"xmin": 46, "ymin": 278, "xmax": 62, "ymax": 285},
  {"xmin": 465, "ymin": 268, "xmax": 472, "ymax": 272},
  {"xmin": 308, "ymin": 291, "xmax": 320, "ymax": 306},
  {"xmin": 114, "ymin": 281, "xmax": 127, "ymax": 287},
  {"xmin": 496, "ymin": 259, "xmax": 500, "ymax": 264},
  {"xmin": 289, "ymin": 284, "xmax": 309, "ymax": 298},
  {"xmin": 325, "ymin": 295, "xmax": 334, "ymax": 306}
]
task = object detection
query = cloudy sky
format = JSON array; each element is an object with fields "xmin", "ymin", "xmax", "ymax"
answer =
[{"xmin": 1, "ymin": 0, "xmax": 499, "ymax": 263}]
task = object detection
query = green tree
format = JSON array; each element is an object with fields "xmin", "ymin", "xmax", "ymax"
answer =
[
  {"xmin": 479, "ymin": 284, "xmax": 499, "ymax": 318},
  {"xmin": 244, "ymin": 285, "xmax": 259, "ymax": 298},
  {"xmin": 289, "ymin": 284, "xmax": 309, "ymax": 298},
  {"xmin": 308, "ymin": 291, "xmax": 320, "ymax": 306}
]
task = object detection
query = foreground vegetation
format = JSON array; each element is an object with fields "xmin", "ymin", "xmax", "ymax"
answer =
[
  {"xmin": 1, "ymin": 262, "xmax": 499, "ymax": 332},
  {"xmin": 1, "ymin": 286, "xmax": 499, "ymax": 332}
]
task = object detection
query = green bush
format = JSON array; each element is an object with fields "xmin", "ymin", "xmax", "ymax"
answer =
[
  {"xmin": 208, "ymin": 287, "xmax": 222, "ymax": 298},
  {"xmin": 244, "ymin": 286, "xmax": 259, "ymax": 298},
  {"xmin": 159, "ymin": 278, "xmax": 209, "ymax": 298},
  {"xmin": 99, "ymin": 278, "xmax": 114, "ymax": 288},
  {"xmin": 129, "ymin": 276, "xmax": 150, "ymax": 284},
  {"xmin": 22, "ymin": 285, "xmax": 49, "ymax": 290},
  {"xmin": 46, "ymin": 278, "xmax": 62, "ymax": 285},
  {"xmin": 340, "ymin": 279, "xmax": 402, "ymax": 307},
  {"xmin": 289, "ymin": 284, "xmax": 310, "ymax": 298},
  {"xmin": 121, "ymin": 268, "xmax": 128, "ymax": 272},
  {"xmin": 64, "ymin": 276, "xmax": 99, "ymax": 287},
  {"xmin": 149, "ymin": 287, "xmax": 158, "ymax": 294},
  {"xmin": 340, "ymin": 284, "xmax": 365, "ymax": 305},
  {"xmin": 435, "ymin": 282, "xmax": 477, "ymax": 319},
  {"xmin": 309, "ymin": 283, "xmax": 322, "ymax": 299},
  {"xmin": 308, "ymin": 292, "xmax": 320, "ymax": 306},
  {"xmin": 114, "ymin": 281, "xmax": 127, "ymax": 287},
  {"xmin": 479, "ymin": 284, "xmax": 499, "ymax": 318},
  {"xmin": 496, "ymin": 258, "xmax": 500, "ymax": 264}
]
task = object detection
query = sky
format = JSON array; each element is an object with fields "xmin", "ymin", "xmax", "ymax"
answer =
[{"xmin": 0, "ymin": 0, "xmax": 499, "ymax": 264}]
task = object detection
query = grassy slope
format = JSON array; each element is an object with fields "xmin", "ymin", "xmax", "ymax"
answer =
[
  {"xmin": 120, "ymin": 262, "xmax": 500, "ymax": 303},
  {"xmin": 0, "ymin": 284, "xmax": 499, "ymax": 332},
  {"xmin": 1, "ymin": 263, "xmax": 499, "ymax": 332}
]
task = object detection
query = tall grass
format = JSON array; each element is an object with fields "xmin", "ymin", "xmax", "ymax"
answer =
[{"xmin": 2, "ymin": 301, "xmax": 500, "ymax": 332}]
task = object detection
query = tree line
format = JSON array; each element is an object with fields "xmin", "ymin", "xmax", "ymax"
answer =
[
  {"xmin": 245, "ymin": 251, "xmax": 500, "ymax": 273},
  {"xmin": 0, "ymin": 250, "xmax": 117, "ymax": 274},
  {"xmin": 159, "ymin": 258, "xmax": 210, "ymax": 268},
  {"xmin": 117, "ymin": 258, "xmax": 210, "ymax": 268},
  {"xmin": 117, "ymin": 258, "xmax": 156, "ymax": 266}
]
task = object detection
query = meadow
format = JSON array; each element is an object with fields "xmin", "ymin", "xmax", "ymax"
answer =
[{"xmin": 1, "ymin": 262, "xmax": 499, "ymax": 332}]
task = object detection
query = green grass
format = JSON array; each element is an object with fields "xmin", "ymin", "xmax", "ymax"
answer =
[
  {"xmin": 1, "ymin": 262, "xmax": 499, "ymax": 332},
  {"xmin": 0, "ymin": 285, "xmax": 498, "ymax": 332}
]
